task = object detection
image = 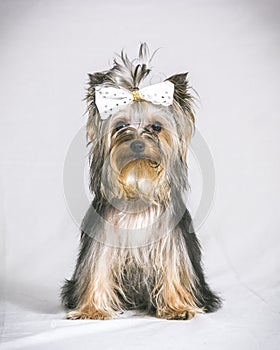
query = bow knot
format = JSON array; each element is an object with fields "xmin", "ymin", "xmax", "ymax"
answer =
[{"xmin": 131, "ymin": 90, "xmax": 142, "ymax": 101}]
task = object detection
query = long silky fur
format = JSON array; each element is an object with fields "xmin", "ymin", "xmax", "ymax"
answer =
[{"xmin": 61, "ymin": 43, "xmax": 221, "ymax": 320}]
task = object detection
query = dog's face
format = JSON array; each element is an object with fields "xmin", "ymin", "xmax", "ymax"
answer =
[
  {"xmin": 85, "ymin": 45, "xmax": 195, "ymax": 205},
  {"xmin": 103, "ymin": 102, "xmax": 179, "ymax": 202},
  {"xmin": 91, "ymin": 101, "xmax": 192, "ymax": 205}
]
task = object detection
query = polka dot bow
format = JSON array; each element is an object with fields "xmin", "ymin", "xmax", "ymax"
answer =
[{"xmin": 95, "ymin": 81, "xmax": 174, "ymax": 120}]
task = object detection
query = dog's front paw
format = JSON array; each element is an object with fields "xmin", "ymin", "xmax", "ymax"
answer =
[
  {"xmin": 66, "ymin": 309, "xmax": 111, "ymax": 320},
  {"xmin": 156, "ymin": 308, "xmax": 196, "ymax": 320}
]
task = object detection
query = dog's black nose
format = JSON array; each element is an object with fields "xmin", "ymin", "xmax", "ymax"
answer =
[{"xmin": 130, "ymin": 140, "xmax": 145, "ymax": 153}]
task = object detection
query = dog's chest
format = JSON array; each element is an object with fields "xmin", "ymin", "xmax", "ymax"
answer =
[{"xmin": 103, "ymin": 204, "xmax": 166, "ymax": 247}]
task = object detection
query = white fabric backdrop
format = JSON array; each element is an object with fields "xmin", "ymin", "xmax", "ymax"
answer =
[{"xmin": 0, "ymin": 0, "xmax": 279, "ymax": 349}]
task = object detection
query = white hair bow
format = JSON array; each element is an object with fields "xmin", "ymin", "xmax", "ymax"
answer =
[{"xmin": 95, "ymin": 81, "xmax": 174, "ymax": 120}]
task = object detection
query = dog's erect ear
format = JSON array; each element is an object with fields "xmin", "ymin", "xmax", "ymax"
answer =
[
  {"xmin": 167, "ymin": 72, "xmax": 188, "ymax": 89},
  {"xmin": 166, "ymin": 72, "xmax": 195, "ymax": 124},
  {"xmin": 166, "ymin": 73, "xmax": 195, "ymax": 157},
  {"xmin": 88, "ymin": 72, "xmax": 107, "ymax": 86},
  {"xmin": 166, "ymin": 73, "xmax": 193, "ymax": 114},
  {"xmin": 86, "ymin": 72, "xmax": 108, "ymax": 141}
]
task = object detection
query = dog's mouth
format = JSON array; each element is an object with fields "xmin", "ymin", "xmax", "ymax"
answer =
[{"xmin": 119, "ymin": 154, "xmax": 160, "ymax": 168}]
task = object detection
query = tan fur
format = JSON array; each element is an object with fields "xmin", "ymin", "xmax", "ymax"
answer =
[{"xmin": 118, "ymin": 159, "xmax": 165, "ymax": 201}]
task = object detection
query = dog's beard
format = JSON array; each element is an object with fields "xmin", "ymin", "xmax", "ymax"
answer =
[
  {"xmin": 118, "ymin": 158, "xmax": 164, "ymax": 201},
  {"xmin": 103, "ymin": 127, "xmax": 170, "ymax": 203},
  {"xmin": 101, "ymin": 150, "xmax": 171, "ymax": 204}
]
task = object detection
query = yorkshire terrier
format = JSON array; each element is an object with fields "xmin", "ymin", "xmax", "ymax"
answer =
[{"xmin": 61, "ymin": 43, "xmax": 221, "ymax": 320}]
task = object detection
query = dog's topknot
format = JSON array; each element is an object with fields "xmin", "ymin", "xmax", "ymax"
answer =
[
  {"xmin": 108, "ymin": 42, "xmax": 153, "ymax": 90},
  {"xmin": 88, "ymin": 43, "xmax": 152, "ymax": 92}
]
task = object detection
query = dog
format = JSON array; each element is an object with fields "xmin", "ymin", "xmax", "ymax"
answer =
[{"xmin": 61, "ymin": 43, "xmax": 221, "ymax": 320}]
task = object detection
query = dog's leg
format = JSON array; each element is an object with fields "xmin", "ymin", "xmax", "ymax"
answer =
[
  {"xmin": 62, "ymin": 232, "xmax": 122, "ymax": 320},
  {"xmin": 65, "ymin": 278, "xmax": 115, "ymax": 321},
  {"xmin": 152, "ymin": 230, "xmax": 202, "ymax": 320},
  {"xmin": 155, "ymin": 282, "xmax": 199, "ymax": 320}
]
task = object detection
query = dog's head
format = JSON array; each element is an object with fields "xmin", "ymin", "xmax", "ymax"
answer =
[{"xmin": 86, "ymin": 44, "xmax": 195, "ymax": 204}]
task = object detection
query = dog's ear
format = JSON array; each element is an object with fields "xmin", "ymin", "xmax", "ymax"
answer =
[
  {"xmin": 86, "ymin": 72, "xmax": 108, "ymax": 142},
  {"xmin": 166, "ymin": 73, "xmax": 188, "ymax": 95},
  {"xmin": 88, "ymin": 72, "xmax": 107, "ymax": 86},
  {"xmin": 166, "ymin": 73, "xmax": 194, "ymax": 116},
  {"xmin": 166, "ymin": 73, "xmax": 195, "ymax": 158}
]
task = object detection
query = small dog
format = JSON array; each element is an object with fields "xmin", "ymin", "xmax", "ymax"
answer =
[{"xmin": 62, "ymin": 43, "xmax": 221, "ymax": 320}]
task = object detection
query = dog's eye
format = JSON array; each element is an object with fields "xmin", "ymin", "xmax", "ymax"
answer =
[
  {"xmin": 151, "ymin": 122, "xmax": 162, "ymax": 132},
  {"xmin": 115, "ymin": 121, "xmax": 127, "ymax": 131}
]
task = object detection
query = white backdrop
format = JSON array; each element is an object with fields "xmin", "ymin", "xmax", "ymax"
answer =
[{"xmin": 0, "ymin": 0, "xmax": 280, "ymax": 349}]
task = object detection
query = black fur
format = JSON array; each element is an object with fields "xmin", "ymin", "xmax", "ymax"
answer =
[{"xmin": 179, "ymin": 209, "xmax": 222, "ymax": 312}]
